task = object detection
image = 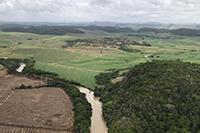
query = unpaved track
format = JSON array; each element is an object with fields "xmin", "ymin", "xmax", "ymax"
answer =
[
  {"xmin": 65, "ymin": 47, "xmax": 122, "ymax": 54},
  {"xmin": 145, "ymin": 55, "xmax": 151, "ymax": 62},
  {"xmin": 50, "ymin": 63, "xmax": 106, "ymax": 73}
]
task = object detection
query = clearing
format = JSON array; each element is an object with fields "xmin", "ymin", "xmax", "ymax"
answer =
[{"xmin": 0, "ymin": 69, "xmax": 73, "ymax": 133}]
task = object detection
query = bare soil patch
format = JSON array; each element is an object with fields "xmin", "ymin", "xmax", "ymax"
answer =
[
  {"xmin": 0, "ymin": 88, "xmax": 73, "ymax": 131},
  {"xmin": 0, "ymin": 69, "xmax": 46, "ymax": 103},
  {"xmin": 0, "ymin": 69, "xmax": 45, "ymax": 90},
  {"xmin": 67, "ymin": 47, "xmax": 121, "ymax": 54},
  {"xmin": 0, "ymin": 69, "xmax": 73, "ymax": 132},
  {"xmin": 111, "ymin": 76, "xmax": 124, "ymax": 84},
  {"xmin": 196, "ymin": 42, "xmax": 200, "ymax": 45}
]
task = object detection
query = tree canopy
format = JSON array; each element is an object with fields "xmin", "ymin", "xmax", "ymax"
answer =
[
  {"xmin": 95, "ymin": 60, "xmax": 200, "ymax": 133},
  {"xmin": 2, "ymin": 26, "xmax": 85, "ymax": 35}
]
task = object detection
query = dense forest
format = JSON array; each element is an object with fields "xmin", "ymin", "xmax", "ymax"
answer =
[
  {"xmin": 95, "ymin": 60, "xmax": 200, "ymax": 133},
  {"xmin": 79, "ymin": 26, "xmax": 136, "ymax": 33},
  {"xmin": 137, "ymin": 28, "xmax": 200, "ymax": 37},
  {"xmin": 1, "ymin": 26, "xmax": 85, "ymax": 35},
  {"xmin": 0, "ymin": 58, "xmax": 91, "ymax": 133},
  {"xmin": 137, "ymin": 28, "xmax": 170, "ymax": 34},
  {"xmin": 170, "ymin": 28, "xmax": 200, "ymax": 36},
  {"xmin": 1, "ymin": 25, "xmax": 135, "ymax": 35},
  {"xmin": 3, "ymin": 25, "xmax": 200, "ymax": 36}
]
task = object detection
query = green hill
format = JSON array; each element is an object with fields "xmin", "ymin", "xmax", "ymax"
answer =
[{"xmin": 95, "ymin": 60, "xmax": 200, "ymax": 133}]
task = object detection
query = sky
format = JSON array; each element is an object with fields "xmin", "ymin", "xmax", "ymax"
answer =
[{"xmin": 0, "ymin": 0, "xmax": 199, "ymax": 23}]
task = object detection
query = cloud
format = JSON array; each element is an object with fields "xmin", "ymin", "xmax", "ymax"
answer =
[
  {"xmin": 148, "ymin": 0, "xmax": 171, "ymax": 5},
  {"xmin": 0, "ymin": 0, "xmax": 12, "ymax": 13},
  {"xmin": 13, "ymin": 0, "xmax": 67, "ymax": 13},
  {"xmin": 90, "ymin": 0, "xmax": 115, "ymax": 6},
  {"xmin": 0, "ymin": 0, "xmax": 200, "ymax": 23},
  {"xmin": 131, "ymin": 10, "xmax": 148, "ymax": 16}
]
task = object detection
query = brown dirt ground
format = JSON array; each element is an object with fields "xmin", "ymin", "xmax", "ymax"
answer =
[
  {"xmin": 0, "ymin": 125, "xmax": 73, "ymax": 133},
  {"xmin": 0, "ymin": 69, "xmax": 46, "ymax": 103},
  {"xmin": 196, "ymin": 42, "xmax": 200, "ymax": 44},
  {"xmin": 66, "ymin": 47, "xmax": 122, "ymax": 54},
  {"xmin": 0, "ymin": 69, "xmax": 73, "ymax": 133}
]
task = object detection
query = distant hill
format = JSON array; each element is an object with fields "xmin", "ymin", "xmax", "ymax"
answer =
[
  {"xmin": 3, "ymin": 24, "xmax": 200, "ymax": 36},
  {"xmin": 137, "ymin": 27, "xmax": 200, "ymax": 37},
  {"xmin": 1, "ymin": 25, "xmax": 135, "ymax": 35},
  {"xmin": 1, "ymin": 26, "xmax": 85, "ymax": 35},
  {"xmin": 137, "ymin": 28, "xmax": 170, "ymax": 34},
  {"xmin": 95, "ymin": 60, "xmax": 200, "ymax": 132},
  {"xmin": 79, "ymin": 26, "xmax": 136, "ymax": 33}
]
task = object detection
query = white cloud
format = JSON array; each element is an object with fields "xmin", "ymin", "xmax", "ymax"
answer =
[
  {"xmin": 0, "ymin": 0, "xmax": 200, "ymax": 23},
  {"xmin": 131, "ymin": 11, "xmax": 147, "ymax": 16},
  {"xmin": 148, "ymin": 0, "xmax": 171, "ymax": 5}
]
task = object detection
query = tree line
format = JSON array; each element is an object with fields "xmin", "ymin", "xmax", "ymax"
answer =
[
  {"xmin": 2, "ymin": 26, "xmax": 85, "ymax": 35},
  {"xmin": 1, "ymin": 25, "xmax": 136, "ymax": 34},
  {"xmin": 2, "ymin": 25, "xmax": 200, "ymax": 36},
  {"xmin": 137, "ymin": 27, "xmax": 200, "ymax": 37}
]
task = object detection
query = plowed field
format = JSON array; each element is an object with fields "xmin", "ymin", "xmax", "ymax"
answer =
[{"xmin": 0, "ymin": 69, "xmax": 73, "ymax": 133}]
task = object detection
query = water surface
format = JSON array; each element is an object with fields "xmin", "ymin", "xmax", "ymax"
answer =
[{"xmin": 78, "ymin": 87, "xmax": 108, "ymax": 133}]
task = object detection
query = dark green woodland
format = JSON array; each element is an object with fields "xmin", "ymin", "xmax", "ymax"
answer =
[{"xmin": 95, "ymin": 60, "xmax": 200, "ymax": 133}]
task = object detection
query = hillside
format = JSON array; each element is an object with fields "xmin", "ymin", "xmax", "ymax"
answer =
[{"xmin": 95, "ymin": 60, "xmax": 200, "ymax": 133}]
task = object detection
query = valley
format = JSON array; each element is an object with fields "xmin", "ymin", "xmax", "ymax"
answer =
[{"xmin": 1, "ymin": 25, "xmax": 200, "ymax": 132}]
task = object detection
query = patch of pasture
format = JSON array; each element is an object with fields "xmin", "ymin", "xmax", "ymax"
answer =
[{"xmin": 34, "ymin": 62, "xmax": 99, "ymax": 88}]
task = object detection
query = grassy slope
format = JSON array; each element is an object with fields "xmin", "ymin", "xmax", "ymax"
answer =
[
  {"xmin": 1, "ymin": 30, "xmax": 200, "ymax": 87},
  {"xmin": 0, "ymin": 31, "xmax": 145, "ymax": 87},
  {"xmin": 0, "ymin": 64, "xmax": 4, "ymax": 70},
  {"xmin": 128, "ymin": 34, "xmax": 200, "ymax": 62},
  {"xmin": 13, "ymin": 48, "xmax": 144, "ymax": 87}
]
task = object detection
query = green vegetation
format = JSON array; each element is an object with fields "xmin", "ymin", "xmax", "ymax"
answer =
[
  {"xmin": 0, "ymin": 64, "xmax": 4, "ymax": 70},
  {"xmin": 95, "ymin": 60, "xmax": 200, "ymax": 132},
  {"xmin": 0, "ymin": 58, "xmax": 22, "ymax": 73},
  {"xmin": 1, "ymin": 27, "xmax": 200, "ymax": 88},
  {"xmin": 11, "ymin": 48, "xmax": 144, "ymax": 87},
  {"xmin": 137, "ymin": 27, "xmax": 200, "ymax": 37},
  {"xmin": 2, "ymin": 25, "xmax": 200, "ymax": 132},
  {"xmin": 1, "ymin": 26, "xmax": 200, "ymax": 88},
  {"xmin": 79, "ymin": 26, "xmax": 135, "ymax": 33},
  {"xmin": 2, "ymin": 26, "xmax": 85, "ymax": 35}
]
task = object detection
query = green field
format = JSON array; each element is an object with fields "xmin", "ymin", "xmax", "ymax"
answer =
[
  {"xmin": 0, "ymin": 64, "xmax": 4, "ymax": 70},
  {"xmin": 1, "ymin": 30, "xmax": 200, "ymax": 87}
]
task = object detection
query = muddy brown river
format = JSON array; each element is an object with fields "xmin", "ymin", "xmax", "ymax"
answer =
[{"xmin": 77, "ymin": 86, "xmax": 108, "ymax": 133}]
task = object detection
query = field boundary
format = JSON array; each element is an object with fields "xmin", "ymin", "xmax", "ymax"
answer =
[
  {"xmin": 0, "ymin": 123, "xmax": 73, "ymax": 132},
  {"xmin": 45, "ymin": 62, "xmax": 107, "ymax": 73},
  {"xmin": 0, "ymin": 90, "xmax": 13, "ymax": 106}
]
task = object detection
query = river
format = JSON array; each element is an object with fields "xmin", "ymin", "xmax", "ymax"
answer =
[{"xmin": 77, "ymin": 86, "xmax": 108, "ymax": 133}]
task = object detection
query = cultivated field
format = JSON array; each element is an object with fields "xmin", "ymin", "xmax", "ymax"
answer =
[
  {"xmin": 0, "ymin": 69, "xmax": 73, "ymax": 133},
  {"xmin": 1, "ymin": 30, "xmax": 200, "ymax": 87}
]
